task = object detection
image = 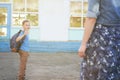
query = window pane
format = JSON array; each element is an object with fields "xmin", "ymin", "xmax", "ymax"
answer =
[
  {"xmin": 27, "ymin": 0, "xmax": 38, "ymax": 12},
  {"xmin": 13, "ymin": 13, "xmax": 25, "ymax": 26},
  {"xmin": 70, "ymin": 17, "xmax": 81, "ymax": 27},
  {"xmin": 70, "ymin": 1, "xmax": 81, "ymax": 16},
  {"xmin": 83, "ymin": 2, "xmax": 88, "ymax": 16},
  {"xmin": 0, "ymin": 8, "xmax": 7, "ymax": 26},
  {"xmin": 83, "ymin": 1, "xmax": 88, "ymax": 27},
  {"xmin": 0, "ymin": 28, "xmax": 7, "ymax": 37},
  {"xmin": 26, "ymin": 14, "xmax": 38, "ymax": 26},
  {"xmin": 0, "ymin": 0, "xmax": 9, "ymax": 2},
  {"xmin": 70, "ymin": 1, "xmax": 81, "ymax": 28},
  {"xmin": 13, "ymin": 0, "xmax": 25, "ymax": 12}
]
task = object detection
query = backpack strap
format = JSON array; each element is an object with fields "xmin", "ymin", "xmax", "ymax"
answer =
[{"xmin": 17, "ymin": 30, "xmax": 26, "ymax": 51}]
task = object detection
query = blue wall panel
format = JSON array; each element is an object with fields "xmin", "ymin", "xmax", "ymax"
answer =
[
  {"xmin": 68, "ymin": 29, "xmax": 84, "ymax": 41},
  {"xmin": 10, "ymin": 28, "xmax": 40, "ymax": 41},
  {"xmin": 0, "ymin": 41, "xmax": 81, "ymax": 53},
  {"xmin": 29, "ymin": 41, "xmax": 81, "ymax": 53},
  {"xmin": 0, "ymin": 41, "xmax": 10, "ymax": 52}
]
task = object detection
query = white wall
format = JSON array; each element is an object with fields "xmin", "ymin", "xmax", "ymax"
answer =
[{"xmin": 39, "ymin": 0, "xmax": 70, "ymax": 41}]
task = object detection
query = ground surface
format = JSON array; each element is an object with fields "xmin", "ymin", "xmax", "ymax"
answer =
[{"xmin": 0, "ymin": 52, "xmax": 81, "ymax": 80}]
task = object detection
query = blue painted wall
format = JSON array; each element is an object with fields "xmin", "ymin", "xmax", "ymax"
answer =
[
  {"xmin": 7, "ymin": 28, "xmax": 82, "ymax": 53},
  {"xmin": 0, "ymin": 41, "xmax": 81, "ymax": 53},
  {"xmin": 29, "ymin": 41, "xmax": 81, "ymax": 53},
  {"xmin": 1, "ymin": 27, "xmax": 84, "ymax": 52},
  {"xmin": 0, "ymin": 41, "xmax": 10, "ymax": 52},
  {"xmin": 68, "ymin": 29, "xmax": 84, "ymax": 41},
  {"xmin": 11, "ymin": 27, "xmax": 40, "ymax": 41},
  {"xmin": 11, "ymin": 28, "xmax": 84, "ymax": 41}
]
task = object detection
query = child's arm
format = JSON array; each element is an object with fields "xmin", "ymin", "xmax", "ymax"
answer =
[{"xmin": 16, "ymin": 30, "xmax": 28, "ymax": 42}]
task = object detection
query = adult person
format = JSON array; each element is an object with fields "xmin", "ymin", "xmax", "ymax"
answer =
[{"xmin": 78, "ymin": 0, "xmax": 120, "ymax": 80}]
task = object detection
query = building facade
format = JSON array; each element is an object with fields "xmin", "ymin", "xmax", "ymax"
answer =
[{"xmin": 0, "ymin": 0, "xmax": 88, "ymax": 52}]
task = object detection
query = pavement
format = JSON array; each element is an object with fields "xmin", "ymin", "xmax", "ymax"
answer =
[{"xmin": 0, "ymin": 52, "xmax": 81, "ymax": 80}]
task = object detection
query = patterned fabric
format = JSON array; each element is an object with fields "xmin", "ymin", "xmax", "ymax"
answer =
[{"xmin": 80, "ymin": 24, "xmax": 120, "ymax": 80}]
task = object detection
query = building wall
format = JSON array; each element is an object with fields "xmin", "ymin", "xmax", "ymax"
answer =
[
  {"xmin": 10, "ymin": 0, "xmax": 83, "ymax": 41},
  {"xmin": 39, "ymin": 0, "xmax": 69, "ymax": 41},
  {"xmin": 0, "ymin": 0, "xmax": 84, "ymax": 52}
]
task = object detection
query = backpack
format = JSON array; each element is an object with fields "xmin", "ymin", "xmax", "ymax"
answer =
[{"xmin": 10, "ymin": 30, "xmax": 25, "ymax": 52}]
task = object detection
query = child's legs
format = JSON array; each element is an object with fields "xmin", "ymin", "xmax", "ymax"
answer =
[{"xmin": 18, "ymin": 50, "xmax": 29, "ymax": 80}]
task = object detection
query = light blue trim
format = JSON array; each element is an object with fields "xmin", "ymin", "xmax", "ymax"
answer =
[
  {"xmin": 29, "ymin": 41, "xmax": 81, "ymax": 53},
  {"xmin": 0, "ymin": 41, "xmax": 81, "ymax": 53}
]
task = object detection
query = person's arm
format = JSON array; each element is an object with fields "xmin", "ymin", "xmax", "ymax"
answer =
[
  {"xmin": 81, "ymin": 18, "xmax": 96, "ymax": 46},
  {"xmin": 78, "ymin": 0, "xmax": 100, "ymax": 57},
  {"xmin": 16, "ymin": 34, "xmax": 25, "ymax": 42},
  {"xmin": 16, "ymin": 30, "xmax": 28, "ymax": 42},
  {"xmin": 78, "ymin": 18, "xmax": 96, "ymax": 57}
]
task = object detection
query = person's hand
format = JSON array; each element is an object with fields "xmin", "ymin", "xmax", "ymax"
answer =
[
  {"xmin": 24, "ymin": 30, "xmax": 29, "ymax": 36},
  {"xmin": 78, "ymin": 44, "xmax": 86, "ymax": 58}
]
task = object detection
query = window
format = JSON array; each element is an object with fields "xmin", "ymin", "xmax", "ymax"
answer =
[
  {"xmin": 13, "ymin": 0, "xmax": 39, "ymax": 27},
  {"xmin": 83, "ymin": 1, "xmax": 88, "ymax": 28},
  {"xmin": 0, "ymin": 8, "xmax": 7, "ymax": 37},
  {"xmin": 0, "ymin": 28, "xmax": 7, "ymax": 36},
  {"xmin": 70, "ymin": 0, "xmax": 88, "ymax": 28},
  {"xmin": 0, "ymin": 0, "xmax": 9, "ymax": 2},
  {"xmin": 0, "ymin": 8, "xmax": 7, "ymax": 26}
]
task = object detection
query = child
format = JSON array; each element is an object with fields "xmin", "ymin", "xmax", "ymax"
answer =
[{"xmin": 16, "ymin": 20, "xmax": 30, "ymax": 80}]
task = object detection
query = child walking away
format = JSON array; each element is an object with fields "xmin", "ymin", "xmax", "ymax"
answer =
[{"xmin": 16, "ymin": 20, "xmax": 30, "ymax": 80}]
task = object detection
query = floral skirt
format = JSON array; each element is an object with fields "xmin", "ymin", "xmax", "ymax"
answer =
[{"xmin": 80, "ymin": 24, "xmax": 120, "ymax": 80}]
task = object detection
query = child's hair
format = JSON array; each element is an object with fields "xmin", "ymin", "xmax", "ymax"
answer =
[{"xmin": 22, "ymin": 20, "xmax": 30, "ymax": 25}]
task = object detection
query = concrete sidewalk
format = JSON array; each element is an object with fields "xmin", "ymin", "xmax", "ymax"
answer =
[{"xmin": 0, "ymin": 52, "xmax": 81, "ymax": 80}]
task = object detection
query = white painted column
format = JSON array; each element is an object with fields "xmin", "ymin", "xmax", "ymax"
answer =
[{"xmin": 39, "ymin": 0, "xmax": 69, "ymax": 41}]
